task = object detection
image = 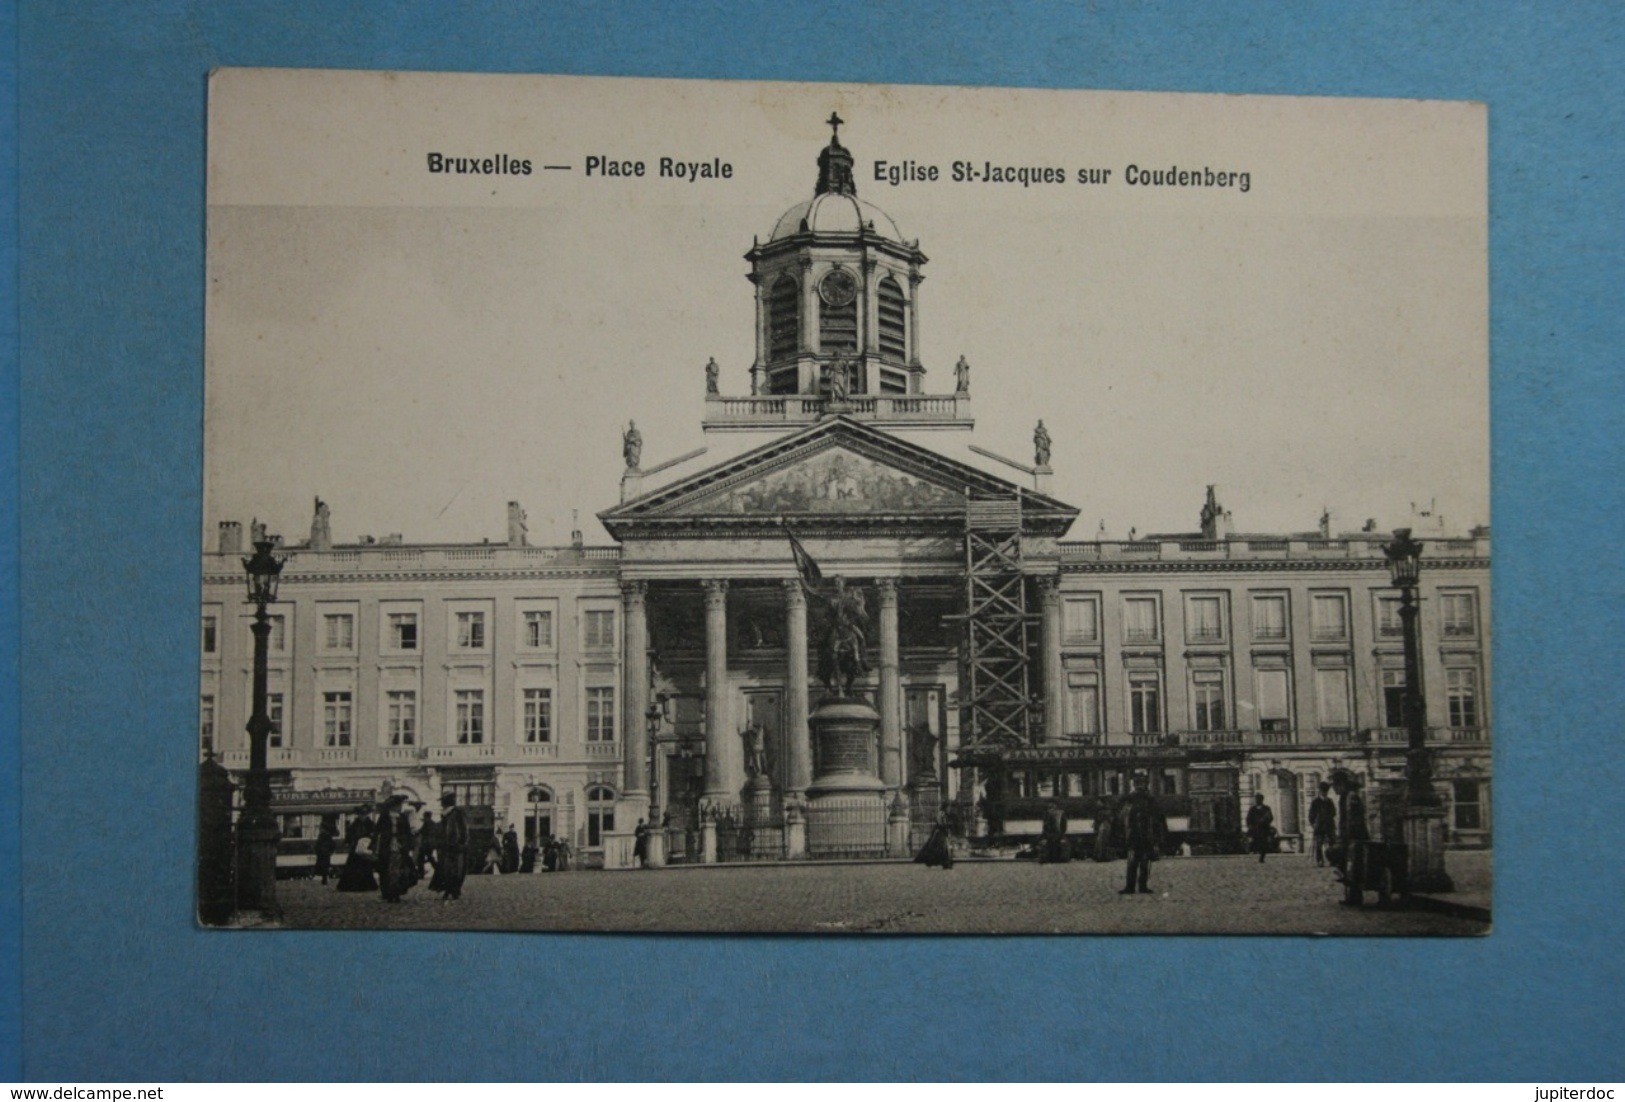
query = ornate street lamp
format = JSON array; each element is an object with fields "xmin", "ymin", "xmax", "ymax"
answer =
[
  {"xmin": 237, "ymin": 531, "xmax": 288, "ymax": 921},
  {"xmin": 1383, "ymin": 528, "xmax": 1453, "ymax": 892}
]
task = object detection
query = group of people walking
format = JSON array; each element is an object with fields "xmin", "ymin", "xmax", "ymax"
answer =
[
  {"xmin": 481, "ymin": 826, "xmax": 573, "ymax": 875},
  {"xmin": 317, "ymin": 791, "xmax": 470, "ymax": 903}
]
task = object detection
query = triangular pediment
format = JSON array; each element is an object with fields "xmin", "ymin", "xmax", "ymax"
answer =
[{"xmin": 600, "ymin": 417, "xmax": 1078, "ymax": 536}]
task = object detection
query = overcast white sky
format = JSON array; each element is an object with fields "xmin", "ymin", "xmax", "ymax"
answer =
[{"xmin": 205, "ymin": 71, "xmax": 1487, "ymax": 547}]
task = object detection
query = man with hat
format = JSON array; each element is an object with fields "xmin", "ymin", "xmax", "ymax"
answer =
[
  {"xmin": 431, "ymin": 790, "xmax": 469, "ymax": 902},
  {"xmin": 1118, "ymin": 771, "xmax": 1167, "ymax": 895}
]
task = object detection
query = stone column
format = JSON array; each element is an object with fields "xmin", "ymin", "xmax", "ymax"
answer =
[
  {"xmin": 878, "ymin": 579, "xmax": 902, "ymax": 790},
  {"xmin": 622, "ymin": 581, "xmax": 650, "ymax": 803},
  {"xmin": 784, "ymin": 579, "xmax": 811, "ymax": 800},
  {"xmin": 1040, "ymin": 577, "xmax": 1064, "ymax": 744},
  {"xmin": 703, "ymin": 580, "xmax": 731, "ymax": 802}
]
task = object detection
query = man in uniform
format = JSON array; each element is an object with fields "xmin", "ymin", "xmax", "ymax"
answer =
[{"xmin": 1118, "ymin": 772, "xmax": 1166, "ymax": 895}]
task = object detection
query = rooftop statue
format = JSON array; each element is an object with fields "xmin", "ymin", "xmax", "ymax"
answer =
[
  {"xmin": 622, "ymin": 420, "xmax": 642, "ymax": 470},
  {"xmin": 1034, "ymin": 419, "xmax": 1052, "ymax": 467},
  {"xmin": 705, "ymin": 357, "xmax": 720, "ymax": 395},
  {"xmin": 955, "ymin": 355, "xmax": 971, "ymax": 394}
]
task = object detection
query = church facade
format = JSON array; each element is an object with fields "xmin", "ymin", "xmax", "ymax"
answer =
[{"xmin": 201, "ymin": 122, "xmax": 1491, "ymax": 866}]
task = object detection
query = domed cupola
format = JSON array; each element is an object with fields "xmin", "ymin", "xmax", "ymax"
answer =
[{"xmin": 745, "ymin": 113, "xmax": 928, "ymax": 399}]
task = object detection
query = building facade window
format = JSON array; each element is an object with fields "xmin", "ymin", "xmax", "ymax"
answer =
[
  {"xmin": 1382, "ymin": 669, "xmax": 1408, "ymax": 727},
  {"xmin": 523, "ymin": 610, "xmax": 554, "ymax": 649},
  {"xmin": 582, "ymin": 610, "xmax": 615, "ymax": 650},
  {"xmin": 201, "ymin": 615, "xmax": 218, "ymax": 655},
  {"xmin": 323, "ymin": 612, "xmax": 355, "ymax": 651},
  {"xmin": 586, "ymin": 785, "xmax": 616, "ymax": 847},
  {"xmin": 1255, "ymin": 668, "xmax": 1292, "ymax": 733},
  {"xmin": 1185, "ymin": 595, "xmax": 1225, "ymax": 643},
  {"xmin": 266, "ymin": 692, "xmax": 284, "ymax": 748},
  {"xmin": 385, "ymin": 690, "xmax": 417, "ymax": 746},
  {"xmin": 1129, "ymin": 673, "xmax": 1161, "ymax": 734},
  {"xmin": 388, "ymin": 612, "xmax": 418, "ymax": 651},
  {"xmin": 267, "ymin": 614, "xmax": 286, "ymax": 652},
  {"xmin": 199, "ymin": 695, "xmax": 215, "ymax": 753},
  {"xmin": 1447, "ymin": 668, "xmax": 1480, "ymax": 728},
  {"xmin": 456, "ymin": 611, "xmax": 486, "ymax": 650},
  {"xmin": 1062, "ymin": 597, "xmax": 1099, "ymax": 644},
  {"xmin": 1452, "ymin": 780, "xmax": 1483, "ymax": 830},
  {"xmin": 1310, "ymin": 593, "xmax": 1349, "ymax": 641},
  {"xmin": 1441, "ymin": 591, "xmax": 1478, "ymax": 638},
  {"xmin": 1064, "ymin": 672, "xmax": 1100, "ymax": 737},
  {"xmin": 323, "ymin": 691, "xmax": 353, "ymax": 747},
  {"xmin": 1251, "ymin": 594, "xmax": 1287, "ymax": 641},
  {"xmin": 1191, "ymin": 671, "xmax": 1227, "ymax": 731},
  {"xmin": 1123, "ymin": 596, "xmax": 1160, "ymax": 643},
  {"xmin": 523, "ymin": 688, "xmax": 553, "ymax": 743},
  {"xmin": 586, "ymin": 686, "xmax": 616, "ymax": 742},
  {"xmin": 1314, "ymin": 668, "xmax": 1352, "ymax": 730},
  {"xmin": 1376, "ymin": 595, "xmax": 1404, "ymax": 639},
  {"xmin": 455, "ymin": 689, "xmax": 485, "ymax": 744}
]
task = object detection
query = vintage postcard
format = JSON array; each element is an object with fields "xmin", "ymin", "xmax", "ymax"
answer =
[{"xmin": 200, "ymin": 69, "xmax": 1488, "ymax": 933}]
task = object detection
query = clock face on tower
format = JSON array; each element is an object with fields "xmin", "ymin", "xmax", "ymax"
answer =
[{"xmin": 818, "ymin": 267, "xmax": 858, "ymax": 308}]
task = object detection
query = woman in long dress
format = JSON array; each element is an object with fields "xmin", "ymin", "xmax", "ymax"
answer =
[
  {"xmin": 915, "ymin": 808, "xmax": 955, "ymax": 870},
  {"xmin": 334, "ymin": 806, "xmax": 378, "ymax": 892}
]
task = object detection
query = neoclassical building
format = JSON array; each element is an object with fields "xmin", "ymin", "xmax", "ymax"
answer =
[{"xmin": 201, "ymin": 121, "xmax": 1491, "ymax": 866}]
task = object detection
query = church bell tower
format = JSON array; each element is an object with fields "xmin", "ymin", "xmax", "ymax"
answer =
[{"xmin": 745, "ymin": 113, "xmax": 929, "ymax": 400}]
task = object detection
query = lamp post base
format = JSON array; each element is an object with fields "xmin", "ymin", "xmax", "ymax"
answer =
[
  {"xmin": 1403, "ymin": 805, "xmax": 1454, "ymax": 894},
  {"xmin": 235, "ymin": 814, "xmax": 283, "ymax": 924}
]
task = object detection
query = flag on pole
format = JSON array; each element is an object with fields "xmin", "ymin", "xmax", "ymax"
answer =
[{"xmin": 783, "ymin": 522, "xmax": 823, "ymax": 589}]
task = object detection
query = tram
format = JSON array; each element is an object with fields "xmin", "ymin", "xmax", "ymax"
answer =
[{"xmin": 953, "ymin": 744, "xmax": 1249, "ymax": 856}]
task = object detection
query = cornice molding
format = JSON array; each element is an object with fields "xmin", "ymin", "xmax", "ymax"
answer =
[{"xmin": 1061, "ymin": 557, "xmax": 1490, "ymax": 576}]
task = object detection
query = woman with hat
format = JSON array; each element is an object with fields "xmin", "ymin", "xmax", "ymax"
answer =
[
  {"xmin": 335, "ymin": 804, "xmax": 378, "ymax": 892},
  {"xmin": 375, "ymin": 793, "xmax": 415, "ymax": 902},
  {"xmin": 430, "ymin": 790, "xmax": 468, "ymax": 901}
]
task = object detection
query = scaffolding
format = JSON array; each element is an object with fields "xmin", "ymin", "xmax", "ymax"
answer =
[{"xmin": 958, "ymin": 491, "xmax": 1037, "ymax": 750}]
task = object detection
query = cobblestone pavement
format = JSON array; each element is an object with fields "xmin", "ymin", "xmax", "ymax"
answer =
[{"xmin": 275, "ymin": 850, "xmax": 1490, "ymax": 935}]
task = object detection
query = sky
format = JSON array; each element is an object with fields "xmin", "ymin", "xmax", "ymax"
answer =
[{"xmin": 205, "ymin": 70, "xmax": 1488, "ymax": 548}]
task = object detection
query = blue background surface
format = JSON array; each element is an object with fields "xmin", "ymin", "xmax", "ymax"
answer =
[{"xmin": 8, "ymin": 0, "xmax": 1625, "ymax": 1082}]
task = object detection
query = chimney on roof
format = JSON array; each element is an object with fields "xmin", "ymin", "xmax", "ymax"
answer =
[
  {"xmin": 507, "ymin": 501, "xmax": 528, "ymax": 548},
  {"xmin": 571, "ymin": 509, "xmax": 584, "ymax": 549},
  {"xmin": 310, "ymin": 496, "xmax": 332, "ymax": 552},
  {"xmin": 218, "ymin": 521, "xmax": 243, "ymax": 554}
]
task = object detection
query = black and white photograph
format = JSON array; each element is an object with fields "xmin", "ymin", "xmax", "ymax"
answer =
[{"xmin": 199, "ymin": 69, "xmax": 1489, "ymax": 934}]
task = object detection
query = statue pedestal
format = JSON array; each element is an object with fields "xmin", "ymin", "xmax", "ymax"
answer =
[
  {"xmin": 1403, "ymin": 805, "xmax": 1453, "ymax": 893},
  {"xmin": 805, "ymin": 699, "xmax": 887, "ymax": 857},
  {"xmin": 744, "ymin": 774, "xmax": 779, "ymax": 859},
  {"xmin": 908, "ymin": 775, "xmax": 942, "ymax": 854},
  {"xmin": 700, "ymin": 817, "xmax": 717, "ymax": 864}
]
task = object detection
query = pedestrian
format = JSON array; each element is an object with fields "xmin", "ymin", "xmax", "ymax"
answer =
[
  {"xmin": 914, "ymin": 807, "xmax": 955, "ymax": 869},
  {"xmin": 335, "ymin": 804, "xmax": 378, "ymax": 892},
  {"xmin": 1118, "ymin": 773, "xmax": 1166, "ymax": 895},
  {"xmin": 1041, "ymin": 800, "xmax": 1069, "ymax": 864},
  {"xmin": 430, "ymin": 790, "xmax": 468, "ymax": 902},
  {"xmin": 483, "ymin": 829, "xmax": 504, "ymax": 875},
  {"xmin": 1308, "ymin": 782, "xmax": 1337, "ymax": 867},
  {"xmin": 520, "ymin": 840, "xmax": 538, "ymax": 874},
  {"xmin": 1246, "ymin": 794, "xmax": 1275, "ymax": 864},
  {"xmin": 1330, "ymin": 771, "xmax": 1371, "ymax": 906},
  {"xmin": 376, "ymin": 793, "xmax": 419, "ymax": 902},
  {"xmin": 542, "ymin": 835, "xmax": 559, "ymax": 872},
  {"xmin": 313, "ymin": 812, "xmax": 338, "ymax": 885},
  {"xmin": 1093, "ymin": 799, "xmax": 1117, "ymax": 862},
  {"xmin": 417, "ymin": 809, "xmax": 440, "ymax": 880},
  {"xmin": 633, "ymin": 819, "xmax": 650, "ymax": 868},
  {"xmin": 501, "ymin": 824, "xmax": 521, "ymax": 874}
]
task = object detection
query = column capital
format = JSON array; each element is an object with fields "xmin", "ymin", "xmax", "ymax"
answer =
[
  {"xmin": 1037, "ymin": 574, "xmax": 1062, "ymax": 606},
  {"xmin": 781, "ymin": 578, "xmax": 807, "ymax": 608},
  {"xmin": 702, "ymin": 578, "xmax": 729, "ymax": 607},
  {"xmin": 621, "ymin": 579, "xmax": 647, "ymax": 602},
  {"xmin": 876, "ymin": 577, "xmax": 899, "ymax": 603}
]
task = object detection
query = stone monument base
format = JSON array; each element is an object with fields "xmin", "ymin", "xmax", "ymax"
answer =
[{"xmin": 805, "ymin": 698, "xmax": 887, "ymax": 857}]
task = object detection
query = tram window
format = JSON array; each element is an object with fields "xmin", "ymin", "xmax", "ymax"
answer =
[{"xmin": 1037, "ymin": 772, "xmax": 1056, "ymax": 797}]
